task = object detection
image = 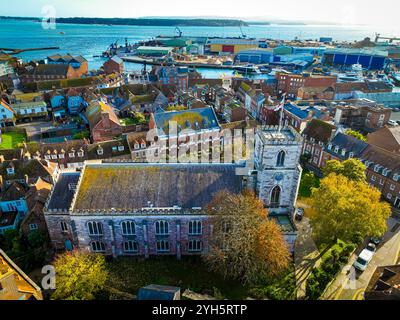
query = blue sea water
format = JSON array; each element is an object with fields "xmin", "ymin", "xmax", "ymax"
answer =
[{"xmin": 0, "ymin": 19, "xmax": 399, "ymax": 78}]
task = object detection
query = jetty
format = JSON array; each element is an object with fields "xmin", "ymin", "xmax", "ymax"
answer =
[
  {"xmin": 121, "ymin": 56, "xmax": 235, "ymax": 70},
  {"xmin": 0, "ymin": 46, "xmax": 60, "ymax": 54}
]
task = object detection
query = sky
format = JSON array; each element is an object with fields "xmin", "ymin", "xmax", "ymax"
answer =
[{"xmin": 1, "ymin": 0, "xmax": 399, "ymax": 28}]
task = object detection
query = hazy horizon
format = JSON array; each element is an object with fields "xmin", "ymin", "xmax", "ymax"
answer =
[{"xmin": 1, "ymin": 0, "xmax": 399, "ymax": 30}]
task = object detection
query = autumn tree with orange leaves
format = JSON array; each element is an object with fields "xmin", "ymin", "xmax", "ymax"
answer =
[{"xmin": 204, "ymin": 190, "xmax": 290, "ymax": 285}]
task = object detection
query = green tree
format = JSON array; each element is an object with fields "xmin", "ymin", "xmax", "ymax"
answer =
[
  {"xmin": 345, "ymin": 129, "xmax": 366, "ymax": 142},
  {"xmin": 310, "ymin": 174, "xmax": 391, "ymax": 244},
  {"xmin": 299, "ymin": 171, "xmax": 320, "ymax": 197},
  {"xmin": 52, "ymin": 250, "xmax": 108, "ymax": 300},
  {"xmin": 132, "ymin": 111, "xmax": 146, "ymax": 124},
  {"xmin": 322, "ymin": 158, "xmax": 366, "ymax": 182},
  {"xmin": 204, "ymin": 191, "xmax": 290, "ymax": 285},
  {"xmin": 27, "ymin": 230, "xmax": 46, "ymax": 249}
]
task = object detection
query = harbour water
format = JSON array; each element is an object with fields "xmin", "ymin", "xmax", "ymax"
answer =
[{"xmin": 1, "ymin": 19, "xmax": 399, "ymax": 78}]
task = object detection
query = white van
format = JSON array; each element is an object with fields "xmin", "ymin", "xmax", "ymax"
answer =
[
  {"xmin": 388, "ymin": 120, "xmax": 398, "ymax": 127},
  {"xmin": 353, "ymin": 249, "xmax": 374, "ymax": 272}
]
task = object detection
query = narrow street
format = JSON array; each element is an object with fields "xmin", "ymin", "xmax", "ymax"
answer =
[{"xmin": 321, "ymin": 216, "xmax": 400, "ymax": 300}]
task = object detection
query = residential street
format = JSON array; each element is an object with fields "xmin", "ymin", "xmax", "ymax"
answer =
[{"xmin": 321, "ymin": 216, "xmax": 400, "ymax": 300}]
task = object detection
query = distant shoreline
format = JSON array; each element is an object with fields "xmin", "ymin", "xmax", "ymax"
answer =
[
  {"xmin": 0, "ymin": 16, "xmax": 357, "ymax": 27},
  {"xmin": 0, "ymin": 16, "xmax": 250, "ymax": 27}
]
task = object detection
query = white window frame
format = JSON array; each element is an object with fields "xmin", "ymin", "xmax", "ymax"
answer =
[
  {"xmin": 29, "ymin": 223, "xmax": 38, "ymax": 231},
  {"xmin": 156, "ymin": 240, "xmax": 170, "ymax": 253},
  {"xmin": 188, "ymin": 239, "xmax": 202, "ymax": 253},
  {"xmin": 188, "ymin": 220, "xmax": 202, "ymax": 236},
  {"xmin": 155, "ymin": 220, "xmax": 169, "ymax": 236},
  {"xmin": 121, "ymin": 221, "xmax": 136, "ymax": 236},
  {"xmin": 87, "ymin": 221, "xmax": 103, "ymax": 236},
  {"xmin": 123, "ymin": 240, "xmax": 138, "ymax": 253},
  {"xmin": 90, "ymin": 241, "xmax": 106, "ymax": 253}
]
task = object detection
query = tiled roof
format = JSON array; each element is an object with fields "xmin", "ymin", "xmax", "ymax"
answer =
[
  {"xmin": 47, "ymin": 172, "xmax": 80, "ymax": 211},
  {"xmin": 325, "ymin": 132, "xmax": 368, "ymax": 159},
  {"xmin": 87, "ymin": 139, "xmax": 130, "ymax": 160},
  {"xmin": 0, "ymin": 181, "xmax": 27, "ymax": 202},
  {"xmin": 73, "ymin": 163, "xmax": 244, "ymax": 211},
  {"xmin": 302, "ymin": 119, "xmax": 336, "ymax": 143},
  {"xmin": 360, "ymin": 145, "xmax": 400, "ymax": 179},
  {"xmin": 0, "ymin": 159, "xmax": 57, "ymax": 182},
  {"xmin": 31, "ymin": 64, "xmax": 70, "ymax": 76},
  {"xmin": 86, "ymin": 100, "xmax": 120, "ymax": 128}
]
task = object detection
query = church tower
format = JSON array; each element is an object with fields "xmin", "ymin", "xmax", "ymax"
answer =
[{"xmin": 254, "ymin": 125, "xmax": 303, "ymax": 215}]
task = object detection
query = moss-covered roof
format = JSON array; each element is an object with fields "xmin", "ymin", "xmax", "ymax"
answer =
[{"xmin": 73, "ymin": 163, "xmax": 244, "ymax": 211}]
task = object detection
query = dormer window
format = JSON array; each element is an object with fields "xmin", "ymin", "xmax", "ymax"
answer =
[
  {"xmin": 349, "ymin": 152, "xmax": 354, "ymax": 158},
  {"xmin": 134, "ymin": 143, "xmax": 139, "ymax": 150},
  {"xmin": 69, "ymin": 152, "xmax": 75, "ymax": 158},
  {"xmin": 77, "ymin": 151, "xmax": 84, "ymax": 157},
  {"xmin": 374, "ymin": 164, "xmax": 380, "ymax": 172},
  {"xmin": 341, "ymin": 149, "xmax": 346, "ymax": 157},
  {"xmin": 140, "ymin": 143, "xmax": 146, "ymax": 149},
  {"xmin": 334, "ymin": 146, "xmax": 339, "ymax": 153},
  {"xmin": 393, "ymin": 173, "xmax": 399, "ymax": 182},
  {"xmin": 97, "ymin": 148, "xmax": 103, "ymax": 155},
  {"xmin": 328, "ymin": 144, "xmax": 332, "ymax": 150},
  {"xmin": 118, "ymin": 146, "xmax": 124, "ymax": 152}
]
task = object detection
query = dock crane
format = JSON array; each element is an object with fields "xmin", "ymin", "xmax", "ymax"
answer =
[
  {"xmin": 239, "ymin": 24, "xmax": 247, "ymax": 38},
  {"xmin": 175, "ymin": 27, "xmax": 183, "ymax": 38},
  {"xmin": 375, "ymin": 33, "xmax": 400, "ymax": 43}
]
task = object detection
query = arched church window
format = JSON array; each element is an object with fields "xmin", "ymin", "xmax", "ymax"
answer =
[
  {"xmin": 271, "ymin": 186, "xmax": 281, "ymax": 208},
  {"xmin": 277, "ymin": 150, "xmax": 285, "ymax": 167}
]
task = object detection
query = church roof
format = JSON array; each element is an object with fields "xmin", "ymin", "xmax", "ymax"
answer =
[{"xmin": 72, "ymin": 163, "xmax": 244, "ymax": 212}]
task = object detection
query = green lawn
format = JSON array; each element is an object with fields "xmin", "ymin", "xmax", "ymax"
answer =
[
  {"xmin": 0, "ymin": 131, "xmax": 26, "ymax": 150},
  {"xmin": 105, "ymin": 256, "xmax": 249, "ymax": 299},
  {"xmin": 299, "ymin": 171, "xmax": 320, "ymax": 198},
  {"xmin": 104, "ymin": 256, "xmax": 297, "ymax": 300}
]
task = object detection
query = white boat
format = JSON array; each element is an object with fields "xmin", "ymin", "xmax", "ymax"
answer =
[{"xmin": 234, "ymin": 64, "xmax": 261, "ymax": 75}]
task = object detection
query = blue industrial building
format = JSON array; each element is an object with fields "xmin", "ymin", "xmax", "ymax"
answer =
[
  {"xmin": 322, "ymin": 48, "xmax": 388, "ymax": 70},
  {"xmin": 292, "ymin": 46, "xmax": 326, "ymax": 56},
  {"xmin": 236, "ymin": 48, "xmax": 273, "ymax": 64}
]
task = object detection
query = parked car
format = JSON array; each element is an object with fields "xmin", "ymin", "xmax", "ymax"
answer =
[
  {"xmin": 295, "ymin": 208, "xmax": 304, "ymax": 221},
  {"xmin": 370, "ymin": 236, "xmax": 383, "ymax": 247},
  {"xmin": 353, "ymin": 249, "xmax": 374, "ymax": 272},
  {"xmin": 365, "ymin": 242, "xmax": 377, "ymax": 253},
  {"xmin": 388, "ymin": 120, "xmax": 399, "ymax": 126}
]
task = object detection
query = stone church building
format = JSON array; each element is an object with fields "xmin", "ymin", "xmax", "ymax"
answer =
[{"xmin": 44, "ymin": 125, "xmax": 302, "ymax": 257}]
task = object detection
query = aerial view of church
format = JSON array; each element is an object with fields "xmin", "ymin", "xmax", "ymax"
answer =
[{"xmin": 1, "ymin": 0, "xmax": 400, "ymax": 314}]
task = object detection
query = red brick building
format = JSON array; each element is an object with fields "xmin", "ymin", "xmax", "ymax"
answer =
[
  {"xmin": 276, "ymin": 72, "xmax": 336, "ymax": 99},
  {"xmin": 301, "ymin": 119, "xmax": 336, "ymax": 170},
  {"xmin": 103, "ymin": 56, "xmax": 124, "ymax": 75},
  {"xmin": 86, "ymin": 101, "xmax": 122, "ymax": 142},
  {"xmin": 360, "ymin": 144, "xmax": 400, "ymax": 208}
]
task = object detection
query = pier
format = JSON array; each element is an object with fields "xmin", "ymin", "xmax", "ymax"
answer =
[{"xmin": 0, "ymin": 46, "xmax": 60, "ymax": 54}]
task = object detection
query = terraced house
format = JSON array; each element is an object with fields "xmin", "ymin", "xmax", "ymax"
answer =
[{"xmin": 44, "ymin": 125, "xmax": 302, "ymax": 255}]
